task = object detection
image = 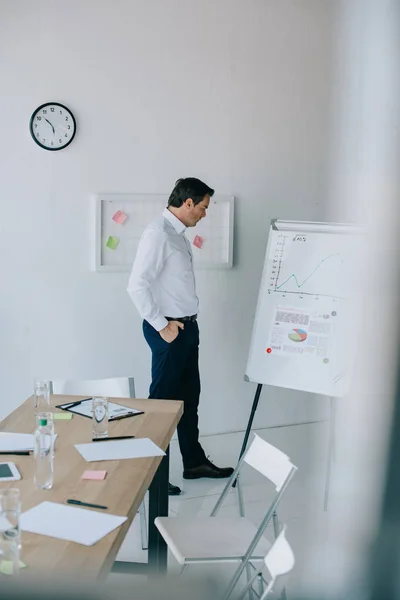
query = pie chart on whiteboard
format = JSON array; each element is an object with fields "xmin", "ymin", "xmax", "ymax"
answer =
[{"xmin": 288, "ymin": 329, "xmax": 307, "ymax": 343}]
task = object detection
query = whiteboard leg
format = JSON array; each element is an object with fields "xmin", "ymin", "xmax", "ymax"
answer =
[
  {"xmin": 233, "ymin": 384, "xmax": 263, "ymax": 488},
  {"xmin": 324, "ymin": 397, "xmax": 337, "ymax": 511}
]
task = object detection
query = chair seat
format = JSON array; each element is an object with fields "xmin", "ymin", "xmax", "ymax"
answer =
[{"xmin": 155, "ymin": 517, "xmax": 271, "ymax": 565}]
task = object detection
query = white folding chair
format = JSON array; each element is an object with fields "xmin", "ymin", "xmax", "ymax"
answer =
[
  {"xmin": 236, "ymin": 526, "xmax": 295, "ymax": 600},
  {"xmin": 155, "ymin": 434, "xmax": 297, "ymax": 600},
  {"xmin": 50, "ymin": 376, "xmax": 148, "ymax": 551}
]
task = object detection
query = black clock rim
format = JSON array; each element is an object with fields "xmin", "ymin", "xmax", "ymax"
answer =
[{"xmin": 29, "ymin": 102, "xmax": 77, "ymax": 151}]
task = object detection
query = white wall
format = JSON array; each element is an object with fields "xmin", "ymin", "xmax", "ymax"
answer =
[{"xmin": 0, "ymin": 0, "xmax": 335, "ymax": 434}]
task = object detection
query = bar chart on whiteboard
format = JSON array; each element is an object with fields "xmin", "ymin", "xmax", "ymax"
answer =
[{"xmin": 246, "ymin": 221, "xmax": 361, "ymax": 397}]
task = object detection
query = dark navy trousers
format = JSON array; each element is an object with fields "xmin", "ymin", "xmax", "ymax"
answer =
[{"xmin": 143, "ymin": 319, "xmax": 207, "ymax": 469}]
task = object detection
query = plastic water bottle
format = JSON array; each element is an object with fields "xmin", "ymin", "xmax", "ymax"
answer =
[{"xmin": 34, "ymin": 413, "xmax": 54, "ymax": 490}]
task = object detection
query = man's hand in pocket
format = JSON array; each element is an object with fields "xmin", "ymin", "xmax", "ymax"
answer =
[{"xmin": 159, "ymin": 321, "xmax": 184, "ymax": 343}]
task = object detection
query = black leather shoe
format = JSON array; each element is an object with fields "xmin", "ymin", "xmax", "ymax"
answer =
[
  {"xmin": 183, "ymin": 460, "xmax": 234, "ymax": 480},
  {"xmin": 168, "ymin": 482, "xmax": 182, "ymax": 496}
]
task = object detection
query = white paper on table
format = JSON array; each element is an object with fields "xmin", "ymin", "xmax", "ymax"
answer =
[
  {"xmin": 20, "ymin": 501, "xmax": 127, "ymax": 546},
  {"xmin": 67, "ymin": 399, "xmax": 142, "ymax": 420},
  {"xmin": 0, "ymin": 433, "xmax": 35, "ymax": 451},
  {"xmin": 74, "ymin": 437, "xmax": 165, "ymax": 462},
  {"xmin": 0, "ymin": 432, "xmax": 58, "ymax": 452}
]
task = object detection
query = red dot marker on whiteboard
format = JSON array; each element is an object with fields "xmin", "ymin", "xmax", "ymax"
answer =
[{"xmin": 266, "ymin": 348, "xmax": 272, "ymax": 354}]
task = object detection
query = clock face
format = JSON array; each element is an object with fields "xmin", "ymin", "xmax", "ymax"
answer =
[{"xmin": 29, "ymin": 102, "xmax": 76, "ymax": 150}]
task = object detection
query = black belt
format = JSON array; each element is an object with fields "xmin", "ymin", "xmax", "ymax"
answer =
[{"xmin": 166, "ymin": 315, "xmax": 197, "ymax": 323}]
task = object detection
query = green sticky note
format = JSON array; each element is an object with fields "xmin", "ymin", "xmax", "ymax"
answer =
[
  {"xmin": 106, "ymin": 235, "xmax": 120, "ymax": 250},
  {"xmin": 0, "ymin": 560, "xmax": 26, "ymax": 575},
  {"xmin": 54, "ymin": 412, "xmax": 73, "ymax": 420}
]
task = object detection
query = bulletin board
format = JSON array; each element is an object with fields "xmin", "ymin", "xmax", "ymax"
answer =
[{"xmin": 93, "ymin": 193, "xmax": 234, "ymax": 272}]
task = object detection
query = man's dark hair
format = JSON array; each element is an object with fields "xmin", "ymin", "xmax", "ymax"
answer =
[{"xmin": 168, "ymin": 177, "xmax": 215, "ymax": 208}]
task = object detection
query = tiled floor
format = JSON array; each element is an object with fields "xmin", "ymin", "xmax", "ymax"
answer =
[{"xmin": 109, "ymin": 421, "xmax": 331, "ymax": 596}]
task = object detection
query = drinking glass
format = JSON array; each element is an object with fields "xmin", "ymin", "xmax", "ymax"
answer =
[
  {"xmin": 33, "ymin": 379, "xmax": 51, "ymax": 412},
  {"xmin": 92, "ymin": 397, "xmax": 109, "ymax": 438},
  {"xmin": 0, "ymin": 488, "xmax": 21, "ymax": 551}
]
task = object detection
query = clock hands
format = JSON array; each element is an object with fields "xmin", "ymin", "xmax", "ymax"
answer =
[{"xmin": 44, "ymin": 118, "xmax": 55, "ymax": 135}]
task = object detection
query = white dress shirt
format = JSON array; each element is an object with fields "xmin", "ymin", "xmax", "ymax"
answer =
[{"xmin": 127, "ymin": 208, "xmax": 199, "ymax": 331}]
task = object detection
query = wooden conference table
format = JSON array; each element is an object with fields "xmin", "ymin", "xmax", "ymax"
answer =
[{"xmin": 0, "ymin": 395, "xmax": 183, "ymax": 579}]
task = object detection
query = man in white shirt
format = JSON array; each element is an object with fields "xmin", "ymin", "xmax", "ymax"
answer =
[{"xmin": 128, "ymin": 178, "xmax": 234, "ymax": 495}]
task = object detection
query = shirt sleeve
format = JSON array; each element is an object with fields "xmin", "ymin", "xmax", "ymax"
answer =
[{"xmin": 127, "ymin": 226, "xmax": 170, "ymax": 331}]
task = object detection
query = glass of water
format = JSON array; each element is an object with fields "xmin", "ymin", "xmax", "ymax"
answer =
[
  {"xmin": 0, "ymin": 488, "xmax": 21, "ymax": 552},
  {"xmin": 34, "ymin": 412, "xmax": 55, "ymax": 490},
  {"xmin": 0, "ymin": 538, "xmax": 20, "ymax": 576},
  {"xmin": 92, "ymin": 396, "xmax": 109, "ymax": 439},
  {"xmin": 34, "ymin": 379, "xmax": 51, "ymax": 412}
]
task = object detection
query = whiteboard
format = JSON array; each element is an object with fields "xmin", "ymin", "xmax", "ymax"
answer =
[
  {"xmin": 245, "ymin": 220, "xmax": 361, "ymax": 397},
  {"xmin": 93, "ymin": 193, "xmax": 234, "ymax": 272}
]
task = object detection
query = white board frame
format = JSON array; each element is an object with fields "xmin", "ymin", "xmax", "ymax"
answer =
[{"xmin": 93, "ymin": 193, "xmax": 234, "ymax": 272}]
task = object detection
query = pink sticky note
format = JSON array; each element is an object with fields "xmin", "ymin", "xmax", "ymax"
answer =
[
  {"xmin": 82, "ymin": 470, "xmax": 107, "ymax": 481},
  {"xmin": 112, "ymin": 210, "xmax": 128, "ymax": 225},
  {"xmin": 193, "ymin": 235, "xmax": 204, "ymax": 249}
]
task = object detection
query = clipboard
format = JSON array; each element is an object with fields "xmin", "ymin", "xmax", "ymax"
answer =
[{"xmin": 55, "ymin": 398, "xmax": 144, "ymax": 421}]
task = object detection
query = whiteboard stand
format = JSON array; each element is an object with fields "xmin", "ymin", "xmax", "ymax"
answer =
[
  {"xmin": 237, "ymin": 219, "xmax": 358, "ymax": 496},
  {"xmin": 232, "ymin": 382, "xmax": 263, "ymax": 487},
  {"xmin": 323, "ymin": 397, "xmax": 337, "ymax": 512}
]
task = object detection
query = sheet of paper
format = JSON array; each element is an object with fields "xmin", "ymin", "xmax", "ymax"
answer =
[
  {"xmin": 193, "ymin": 235, "xmax": 204, "ymax": 249},
  {"xmin": 106, "ymin": 235, "xmax": 119, "ymax": 250},
  {"xmin": 82, "ymin": 470, "xmax": 107, "ymax": 480},
  {"xmin": 112, "ymin": 210, "xmax": 128, "ymax": 224},
  {"xmin": 74, "ymin": 437, "xmax": 165, "ymax": 462},
  {"xmin": 0, "ymin": 433, "xmax": 35, "ymax": 451},
  {"xmin": 0, "ymin": 432, "xmax": 58, "ymax": 452},
  {"xmin": 20, "ymin": 501, "xmax": 127, "ymax": 546},
  {"xmin": 53, "ymin": 412, "xmax": 73, "ymax": 420},
  {"xmin": 266, "ymin": 305, "xmax": 334, "ymax": 361}
]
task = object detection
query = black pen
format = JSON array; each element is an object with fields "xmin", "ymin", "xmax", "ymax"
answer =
[
  {"xmin": 92, "ymin": 435, "xmax": 135, "ymax": 442},
  {"xmin": 62, "ymin": 397, "xmax": 92, "ymax": 409},
  {"xmin": 0, "ymin": 450, "xmax": 31, "ymax": 456},
  {"xmin": 66, "ymin": 499, "xmax": 108, "ymax": 510},
  {"xmin": 110, "ymin": 412, "xmax": 144, "ymax": 422}
]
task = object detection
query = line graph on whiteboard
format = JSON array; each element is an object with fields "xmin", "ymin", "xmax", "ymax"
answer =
[{"xmin": 267, "ymin": 232, "xmax": 354, "ymax": 300}]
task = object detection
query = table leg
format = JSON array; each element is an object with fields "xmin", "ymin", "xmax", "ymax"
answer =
[{"xmin": 148, "ymin": 447, "xmax": 169, "ymax": 573}]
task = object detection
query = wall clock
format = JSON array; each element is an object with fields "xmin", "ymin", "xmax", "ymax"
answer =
[{"xmin": 29, "ymin": 102, "xmax": 76, "ymax": 151}]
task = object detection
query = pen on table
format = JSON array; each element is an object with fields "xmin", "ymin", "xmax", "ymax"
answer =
[
  {"xmin": 66, "ymin": 499, "xmax": 108, "ymax": 510},
  {"xmin": 91, "ymin": 435, "xmax": 135, "ymax": 442},
  {"xmin": 110, "ymin": 412, "xmax": 143, "ymax": 421},
  {"xmin": 61, "ymin": 397, "xmax": 92, "ymax": 409},
  {"xmin": 0, "ymin": 451, "xmax": 31, "ymax": 456}
]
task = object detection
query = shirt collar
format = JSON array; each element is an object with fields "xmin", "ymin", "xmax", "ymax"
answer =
[{"xmin": 163, "ymin": 207, "xmax": 187, "ymax": 234}]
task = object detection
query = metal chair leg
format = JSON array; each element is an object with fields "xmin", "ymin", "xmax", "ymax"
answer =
[
  {"xmin": 246, "ymin": 562, "xmax": 255, "ymax": 600},
  {"xmin": 259, "ymin": 579, "xmax": 275, "ymax": 600},
  {"xmin": 139, "ymin": 500, "xmax": 148, "ymax": 551},
  {"xmin": 258, "ymin": 574, "xmax": 265, "ymax": 596},
  {"xmin": 236, "ymin": 570, "xmax": 262, "ymax": 600},
  {"xmin": 272, "ymin": 512, "xmax": 288, "ymax": 600},
  {"xmin": 180, "ymin": 564, "xmax": 189, "ymax": 578}
]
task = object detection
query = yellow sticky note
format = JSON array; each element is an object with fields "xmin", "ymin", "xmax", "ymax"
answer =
[
  {"xmin": 54, "ymin": 412, "xmax": 73, "ymax": 420},
  {"xmin": 0, "ymin": 560, "xmax": 26, "ymax": 575},
  {"xmin": 106, "ymin": 235, "xmax": 119, "ymax": 250}
]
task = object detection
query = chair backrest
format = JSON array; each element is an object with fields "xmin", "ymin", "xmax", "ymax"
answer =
[
  {"xmin": 210, "ymin": 434, "xmax": 297, "ymax": 518},
  {"xmin": 244, "ymin": 434, "xmax": 295, "ymax": 491},
  {"xmin": 51, "ymin": 377, "xmax": 135, "ymax": 399},
  {"xmin": 255, "ymin": 526, "xmax": 295, "ymax": 600},
  {"xmin": 264, "ymin": 526, "xmax": 295, "ymax": 579}
]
